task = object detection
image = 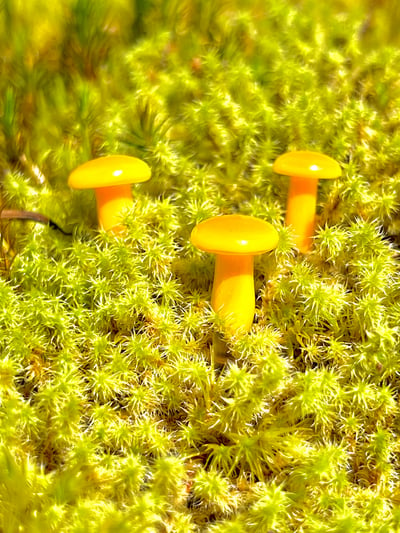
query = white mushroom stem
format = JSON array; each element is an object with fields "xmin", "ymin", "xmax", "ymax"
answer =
[{"xmin": 211, "ymin": 254, "xmax": 255, "ymax": 334}]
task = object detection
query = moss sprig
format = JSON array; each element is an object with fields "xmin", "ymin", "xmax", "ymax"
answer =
[{"xmin": 2, "ymin": 0, "xmax": 400, "ymax": 530}]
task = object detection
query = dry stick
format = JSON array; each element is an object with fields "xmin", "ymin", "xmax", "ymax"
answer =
[{"xmin": 0, "ymin": 210, "xmax": 72, "ymax": 235}]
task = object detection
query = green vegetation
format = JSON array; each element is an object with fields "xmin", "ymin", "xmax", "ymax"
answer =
[{"xmin": 1, "ymin": 0, "xmax": 400, "ymax": 530}]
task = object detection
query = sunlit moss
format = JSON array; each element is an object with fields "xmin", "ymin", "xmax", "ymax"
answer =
[{"xmin": 1, "ymin": 0, "xmax": 400, "ymax": 531}]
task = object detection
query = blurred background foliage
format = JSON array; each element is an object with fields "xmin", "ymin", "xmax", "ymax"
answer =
[{"xmin": 1, "ymin": 0, "xmax": 400, "ymax": 223}]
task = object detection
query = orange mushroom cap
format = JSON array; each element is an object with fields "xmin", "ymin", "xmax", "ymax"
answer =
[
  {"xmin": 273, "ymin": 151, "xmax": 341, "ymax": 180},
  {"xmin": 190, "ymin": 214, "xmax": 279, "ymax": 256},
  {"xmin": 68, "ymin": 155, "xmax": 151, "ymax": 189}
]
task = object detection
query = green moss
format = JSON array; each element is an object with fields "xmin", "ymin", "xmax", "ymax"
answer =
[{"xmin": 1, "ymin": 0, "xmax": 400, "ymax": 530}]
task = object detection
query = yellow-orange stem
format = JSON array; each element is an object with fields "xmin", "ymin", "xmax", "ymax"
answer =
[
  {"xmin": 211, "ymin": 254, "xmax": 255, "ymax": 334},
  {"xmin": 94, "ymin": 184, "xmax": 133, "ymax": 232},
  {"xmin": 285, "ymin": 176, "xmax": 318, "ymax": 253}
]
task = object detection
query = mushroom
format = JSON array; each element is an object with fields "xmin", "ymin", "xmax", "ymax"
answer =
[
  {"xmin": 190, "ymin": 214, "xmax": 279, "ymax": 335},
  {"xmin": 273, "ymin": 151, "xmax": 341, "ymax": 253},
  {"xmin": 68, "ymin": 155, "xmax": 151, "ymax": 232}
]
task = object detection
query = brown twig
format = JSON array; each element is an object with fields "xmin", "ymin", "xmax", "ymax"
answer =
[{"xmin": 0, "ymin": 209, "xmax": 72, "ymax": 235}]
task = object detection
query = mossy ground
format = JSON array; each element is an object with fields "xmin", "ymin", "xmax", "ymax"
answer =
[{"xmin": 1, "ymin": 0, "xmax": 400, "ymax": 531}]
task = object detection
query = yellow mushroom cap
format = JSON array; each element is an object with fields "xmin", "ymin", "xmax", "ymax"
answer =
[
  {"xmin": 68, "ymin": 155, "xmax": 151, "ymax": 189},
  {"xmin": 190, "ymin": 214, "xmax": 279, "ymax": 256},
  {"xmin": 273, "ymin": 151, "xmax": 341, "ymax": 180}
]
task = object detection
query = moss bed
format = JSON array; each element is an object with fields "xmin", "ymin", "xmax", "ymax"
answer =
[{"xmin": 1, "ymin": 0, "xmax": 400, "ymax": 531}]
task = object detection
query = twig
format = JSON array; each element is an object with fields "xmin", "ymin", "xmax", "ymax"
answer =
[{"xmin": 0, "ymin": 209, "xmax": 72, "ymax": 235}]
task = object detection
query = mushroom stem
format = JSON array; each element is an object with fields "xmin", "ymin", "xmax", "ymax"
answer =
[
  {"xmin": 286, "ymin": 176, "xmax": 318, "ymax": 253},
  {"xmin": 211, "ymin": 254, "xmax": 255, "ymax": 334},
  {"xmin": 94, "ymin": 184, "xmax": 133, "ymax": 232}
]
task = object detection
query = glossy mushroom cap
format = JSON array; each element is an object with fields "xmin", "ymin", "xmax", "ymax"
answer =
[
  {"xmin": 190, "ymin": 214, "xmax": 279, "ymax": 255},
  {"xmin": 68, "ymin": 155, "xmax": 151, "ymax": 189},
  {"xmin": 273, "ymin": 151, "xmax": 341, "ymax": 180}
]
